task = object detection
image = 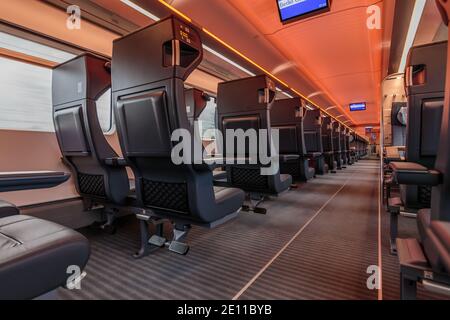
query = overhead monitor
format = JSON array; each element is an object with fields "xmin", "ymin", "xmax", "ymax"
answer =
[
  {"xmin": 277, "ymin": 0, "xmax": 331, "ymax": 24},
  {"xmin": 350, "ymin": 102, "xmax": 367, "ymax": 112}
]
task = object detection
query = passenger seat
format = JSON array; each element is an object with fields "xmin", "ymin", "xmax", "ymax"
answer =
[{"xmin": 0, "ymin": 214, "xmax": 90, "ymax": 300}]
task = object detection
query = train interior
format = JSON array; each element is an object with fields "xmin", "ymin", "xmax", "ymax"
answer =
[{"xmin": 0, "ymin": 0, "xmax": 450, "ymax": 302}]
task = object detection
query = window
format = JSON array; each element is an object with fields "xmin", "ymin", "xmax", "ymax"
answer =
[
  {"xmin": 96, "ymin": 89, "xmax": 114, "ymax": 133},
  {"xmin": 0, "ymin": 32, "xmax": 75, "ymax": 63},
  {"xmin": 0, "ymin": 32, "xmax": 113, "ymax": 134},
  {"xmin": 0, "ymin": 57, "xmax": 54, "ymax": 132},
  {"xmin": 198, "ymin": 97, "xmax": 217, "ymax": 140}
]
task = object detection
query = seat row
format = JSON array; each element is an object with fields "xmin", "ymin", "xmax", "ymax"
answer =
[
  {"xmin": 0, "ymin": 15, "xmax": 367, "ymax": 299},
  {"xmin": 385, "ymin": 0, "xmax": 450, "ymax": 300},
  {"xmin": 51, "ymin": 16, "xmax": 368, "ymax": 258}
]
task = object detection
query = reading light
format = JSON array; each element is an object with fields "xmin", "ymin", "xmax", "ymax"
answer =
[
  {"xmin": 336, "ymin": 115, "xmax": 345, "ymax": 119},
  {"xmin": 398, "ymin": 0, "xmax": 426, "ymax": 73},
  {"xmin": 326, "ymin": 106, "xmax": 337, "ymax": 111}
]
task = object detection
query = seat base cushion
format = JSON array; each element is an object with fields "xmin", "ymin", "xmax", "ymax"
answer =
[
  {"xmin": 427, "ymin": 221, "xmax": 450, "ymax": 273},
  {"xmin": 277, "ymin": 174, "xmax": 293, "ymax": 193},
  {"xmin": 0, "ymin": 215, "xmax": 90, "ymax": 300}
]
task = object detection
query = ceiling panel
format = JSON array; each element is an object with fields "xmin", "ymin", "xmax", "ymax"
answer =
[{"xmin": 225, "ymin": 0, "xmax": 384, "ymax": 125}]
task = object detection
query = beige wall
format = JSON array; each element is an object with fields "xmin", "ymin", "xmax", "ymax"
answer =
[{"xmin": 0, "ymin": 129, "xmax": 123, "ymax": 207}]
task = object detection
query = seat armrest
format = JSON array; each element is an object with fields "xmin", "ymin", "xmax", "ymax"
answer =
[
  {"xmin": 384, "ymin": 157, "xmax": 405, "ymax": 164},
  {"xmin": 104, "ymin": 157, "xmax": 128, "ymax": 167},
  {"xmin": 0, "ymin": 200, "xmax": 19, "ymax": 219},
  {"xmin": 193, "ymin": 157, "xmax": 226, "ymax": 172},
  {"xmin": 0, "ymin": 171, "xmax": 70, "ymax": 192},
  {"xmin": 306, "ymin": 152, "xmax": 322, "ymax": 159},
  {"xmin": 390, "ymin": 162, "xmax": 442, "ymax": 186},
  {"xmin": 280, "ymin": 154, "xmax": 300, "ymax": 162}
]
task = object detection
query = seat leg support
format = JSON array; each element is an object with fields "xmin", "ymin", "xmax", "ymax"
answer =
[
  {"xmin": 168, "ymin": 224, "xmax": 191, "ymax": 255},
  {"xmin": 133, "ymin": 216, "xmax": 166, "ymax": 259},
  {"xmin": 390, "ymin": 212, "xmax": 399, "ymax": 255},
  {"xmin": 242, "ymin": 195, "xmax": 267, "ymax": 215},
  {"xmin": 401, "ymin": 273, "xmax": 417, "ymax": 300},
  {"xmin": 99, "ymin": 208, "xmax": 118, "ymax": 235}
]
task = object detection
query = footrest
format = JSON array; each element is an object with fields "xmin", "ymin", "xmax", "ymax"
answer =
[
  {"xmin": 396, "ymin": 238, "xmax": 428, "ymax": 268},
  {"xmin": 168, "ymin": 241, "xmax": 190, "ymax": 255},
  {"xmin": 388, "ymin": 197, "xmax": 402, "ymax": 213},
  {"xmin": 148, "ymin": 235, "xmax": 167, "ymax": 247}
]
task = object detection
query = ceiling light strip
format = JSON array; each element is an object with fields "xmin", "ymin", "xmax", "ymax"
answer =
[
  {"xmin": 203, "ymin": 45, "xmax": 256, "ymax": 76},
  {"xmin": 121, "ymin": 0, "xmax": 161, "ymax": 21},
  {"xmin": 398, "ymin": 0, "xmax": 426, "ymax": 73}
]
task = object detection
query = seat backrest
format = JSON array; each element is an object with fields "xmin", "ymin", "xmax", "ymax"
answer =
[
  {"xmin": 405, "ymin": 41, "xmax": 447, "ymax": 169},
  {"xmin": 270, "ymin": 97, "xmax": 307, "ymax": 156},
  {"xmin": 111, "ymin": 17, "xmax": 227, "ymax": 223},
  {"xmin": 339, "ymin": 125, "xmax": 346, "ymax": 152},
  {"xmin": 345, "ymin": 128, "xmax": 351, "ymax": 153},
  {"xmin": 432, "ymin": 0, "xmax": 450, "ymax": 221},
  {"xmin": 53, "ymin": 53, "xmax": 130, "ymax": 205},
  {"xmin": 303, "ymin": 109, "xmax": 324, "ymax": 154},
  {"xmin": 321, "ymin": 117, "xmax": 334, "ymax": 153},
  {"xmin": 217, "ymin": 75, "xmax": 282, "ymax": 192},
  {"xmin": 332, "ymin": 121, "xmax": 341, "ymax": 153}
]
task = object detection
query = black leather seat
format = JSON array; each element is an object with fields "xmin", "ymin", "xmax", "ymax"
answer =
[
  {"xmin": 216, "ymin": 75, "xmax": 292, "ymax": 204},
  {"xmin": 111, "ymin": 16, "xmax": 245, "ymax": 255},
  {"xmin": 0, "ymin": 200, "xmax": 19, "ymax": 219},
  {"xmin": 321, "ymin": 116, "xmax": 337, "ymax": 172},
  {"xmin": 0, "ymin": 215, "xmax": 90, "ymax": 300},
  {"xmin": 343, "ymin": 127, "xmax": 353, "ymax": 165},
  {"xmin": 395, "ymin": 2, "xmax": 450, "ymax": 300},
  {"xmin": 53, "ymin": 53, "xmax": 134, "ymax": 231},
  {"xmin": 271, "ymin": 98, "xmax": 316, "ymax": 181},
  {"xmin": 303, "ymin": 109, "xmax": 329, "ymax": 174},
  {"xmin": 388, "ymin": 41, "xmax": 447, "ymax": 253},
  {"xmin": 332, "ymin": 121, "xmax": 343, "ymax": 169},
  {"xmin": 393, "ymin": 41, "xmax": 447, "ymax": 211}
]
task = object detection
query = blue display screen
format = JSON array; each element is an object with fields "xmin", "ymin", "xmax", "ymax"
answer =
[
  {"xmin": 277, "ymin": 0, "xmax": 330, "ymax": 22},
  {"xmin": 350, "ymin": 103, "xmax": 367, "ymax": 112}
]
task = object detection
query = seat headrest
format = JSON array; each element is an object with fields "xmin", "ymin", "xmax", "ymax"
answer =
[
  {"xmin": 271, "ymin": 97, "xmax": 304, "ymax": 124},
  {"xmin": 304, "ymin": 109, "xmax": 322, "ymax": 129},
  {"xmin": 217, "ymin": 75, "xmax": 276, "ymax": 114},
  {"xmin": 185, "ymin": 88, "xmax": 210, "ymax": 120},
  {"xmin": 332, "ymin": 121, "xmax": 341, "ymax": 133},
  {"xmin": 322, "ymin": 116, "xmax": 332, "ymax": 130},
  {"xmin": 52, "ymin": 53, "xmax": 111, "ymax": 106},
  {"xmin": 406, "ymin": 41, "xmax": 447, "ymax": 95},
  {"xmin": 112, "ymin": 16, "xmax": 203, "ymax": 93}
]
